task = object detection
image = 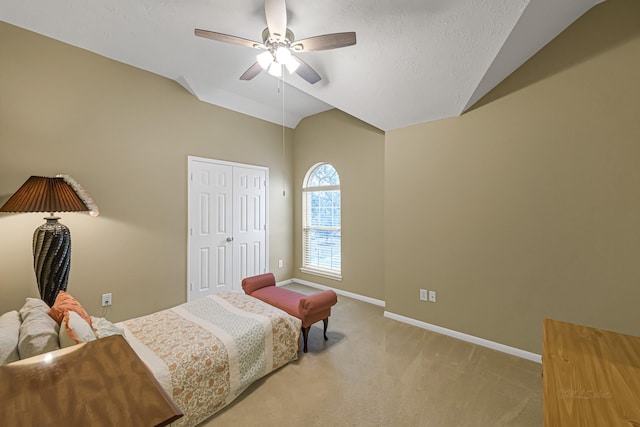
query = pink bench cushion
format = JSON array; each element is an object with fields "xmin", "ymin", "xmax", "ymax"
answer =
[{"xmin": 252, "ymin": 286, "xmax": 304, "ymax": 318}]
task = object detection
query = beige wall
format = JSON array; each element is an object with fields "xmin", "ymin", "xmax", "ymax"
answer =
[
  {"xmin": 293, "ymin": 110, "xmax": 385, "ymax": 301},
  {"xmin": 0, "ymin": 22, "xmax": 294, "ymax": 321},
  {"xmin": 385, "ymin": 0, "xmax": 640, "ymax": 353}
]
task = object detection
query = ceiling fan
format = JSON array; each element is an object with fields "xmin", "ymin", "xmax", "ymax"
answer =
[{"xmin": 194, "ymin": 0, "xmax": 356, "ymax": 84}]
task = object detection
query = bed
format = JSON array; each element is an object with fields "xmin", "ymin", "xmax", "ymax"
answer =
[
  {"xmin": 1, "ymin": 291, "xmax": 299, "ymax": 426},
  {"xmin": 118, "ymin": 291, "xmax": 302, "ymax": 427}
]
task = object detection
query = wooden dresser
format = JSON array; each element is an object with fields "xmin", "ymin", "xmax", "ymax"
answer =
[
  {"xmin": 0, "ymin": 334, "xmax": 182, "ymax": 427},
  {"xmin": 542, "ymin": 318, "xmax": 640, "ymax": 426}
]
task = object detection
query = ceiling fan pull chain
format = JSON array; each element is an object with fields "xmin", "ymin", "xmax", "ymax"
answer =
[{"xmin": 281, "ymin": 72, "xmax": 286, "ymax": 197}]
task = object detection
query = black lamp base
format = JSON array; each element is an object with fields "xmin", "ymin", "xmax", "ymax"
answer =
[{"xmin": 33, "ymin": 216, "xmax": 71, "ymax": 307}]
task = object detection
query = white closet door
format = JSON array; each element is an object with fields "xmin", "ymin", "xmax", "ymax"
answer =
[
  {"xmin": 233, "ymin": 167, "xmax": 267, "ymax": 286},
  {"xmin": 189, "ymin": 161, "xmax": 234, "ymax": 300},
  {"xmin": 188, "ymin": 157, "xmax": 268, "ymax": 301}
]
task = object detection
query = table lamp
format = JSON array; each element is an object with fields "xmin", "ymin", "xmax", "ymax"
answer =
[{"xmin": 0, "ymin": 175, "xmax": 98, "ymax": 306}]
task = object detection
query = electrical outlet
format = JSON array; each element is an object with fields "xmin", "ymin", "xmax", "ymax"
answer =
[
  {"xmin": 278, "ymin": 259, "xmax": 284, "ymax": 268},
  {"xmin": 419, "ymin": 289, "xmax": 428, "ymax": 301},
  {"xmin": 101, "ymin": 293, "xmax": 112, "ymax": 307},
  {"xmin": 428, "ymin": 291, "xmax": 437, "ymax": 303}
]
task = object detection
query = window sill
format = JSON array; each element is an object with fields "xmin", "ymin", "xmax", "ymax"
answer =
[{"xmin": 299, "ymin": 267, "xmax": 342, "ymax": 281}]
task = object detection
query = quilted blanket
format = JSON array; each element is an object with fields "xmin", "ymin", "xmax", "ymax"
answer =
[{"xmin": 119, "ymin": 291, "xmax": 301, "ymax": 427}]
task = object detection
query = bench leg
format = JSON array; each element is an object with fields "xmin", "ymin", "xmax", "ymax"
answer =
[
  {"xmin": 301, "ymin": 320, "xmax": 329, "ymax": 353},
  {"xmin": 302, "ymin": 327, "xmax": 310, "ymax": 353}
]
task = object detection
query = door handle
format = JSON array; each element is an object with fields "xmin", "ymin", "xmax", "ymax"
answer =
[{"xmin": 226, "ymin": 237, "xmax": 234, "ymax": 242}]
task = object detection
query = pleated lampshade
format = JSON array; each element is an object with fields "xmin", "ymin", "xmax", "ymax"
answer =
[{"xmin": 0, "ymin": 176, "xmax": 90, "ymax": 213}]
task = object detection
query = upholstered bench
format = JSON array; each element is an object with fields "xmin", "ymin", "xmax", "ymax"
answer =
[{"xmin": 242, "ymin": 273, "xmax": 338, "ymax": 353}]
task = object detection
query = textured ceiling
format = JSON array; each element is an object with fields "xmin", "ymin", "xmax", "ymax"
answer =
[{"xmin": 1, "ymin": 0, "xmax": 604, "ymax": 130}]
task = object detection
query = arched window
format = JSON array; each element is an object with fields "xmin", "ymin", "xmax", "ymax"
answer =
[{"xmin": 302, "ymin": 163, "xmax": 341, "ymax": 279}]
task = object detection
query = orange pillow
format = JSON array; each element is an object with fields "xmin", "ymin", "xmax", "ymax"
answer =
[{"xmin": 48, "ymin": 291, "xmax": 92, "ymax": 327}]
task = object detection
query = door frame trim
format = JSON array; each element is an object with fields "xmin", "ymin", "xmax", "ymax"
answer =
[{"xmin": 187, "ymin": 155, "xmax": 269, "ymax": 301}]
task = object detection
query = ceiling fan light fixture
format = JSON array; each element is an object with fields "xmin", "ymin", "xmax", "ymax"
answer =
[
  {"xmin": 257, "ymin": 51, "xmax": 274, "ymax": 70},
  {"xmin": 275, "ymin": 46, "xmax": 291, "ymax": 64},
  {"xmin": 268, "ymin": 62, "xmax": 282, "ymax": 77}
]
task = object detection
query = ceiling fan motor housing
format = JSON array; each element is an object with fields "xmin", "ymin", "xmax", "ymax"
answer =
[{"xmin": 261, "ymin": 28, "xmax": 295, "ymax": 47}]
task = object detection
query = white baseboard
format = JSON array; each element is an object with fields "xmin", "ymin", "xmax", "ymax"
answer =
[
  {"xmin": 275, "ymin": 279, "xmax": 294, "ymax": 287},
  {"xmin": 384, "ymin": 311, "xmax": 542, "ymax": 364},
  {"xmin": 286, "ymin": 277, "xmax": 386, "ymax": 307},
  {"xmin": 278, "ymin": 277, "xmax": 540, "ymax": 363}
]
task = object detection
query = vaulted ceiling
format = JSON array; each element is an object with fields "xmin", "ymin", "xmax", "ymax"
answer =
[{"xmin": 1, "ymin": 0, "xmax": 604, "ymax": 130}]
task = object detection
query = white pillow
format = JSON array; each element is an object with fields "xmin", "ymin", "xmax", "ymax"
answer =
[
  {"xmin": 59, "ymin": 311, "xmax": 96, "ymax": 348},
  {"xmin": 0, "ymin": 310, "xmax": 21, "ymax": 365},
  {"xmin": 18, "ymin": 298, "xmax": 60, "ymax": 359}
]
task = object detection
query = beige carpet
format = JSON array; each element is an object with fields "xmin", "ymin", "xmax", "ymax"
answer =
[{"xmin": 200, "ymin": 283, "xmax": 542, "ymax": 427}]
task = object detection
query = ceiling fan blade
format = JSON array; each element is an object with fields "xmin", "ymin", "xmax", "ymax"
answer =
[
  {"xmin": 292, "ymin": 56, "xmax": 321, "ymax": 84},
  {"xmin": 195, "ymin": 29, "xmax": 265, "ymax": 49},
  {"xmin": 265, "ymin": 0, "xmax": 287, "ymax": 41},
  {"xmin": 240, "ymin": 62, "xmax": 264, "ymax": 81},
  {"xmin": 291, "ymin": 32, "xmax": 357, "ymax": 52}
]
